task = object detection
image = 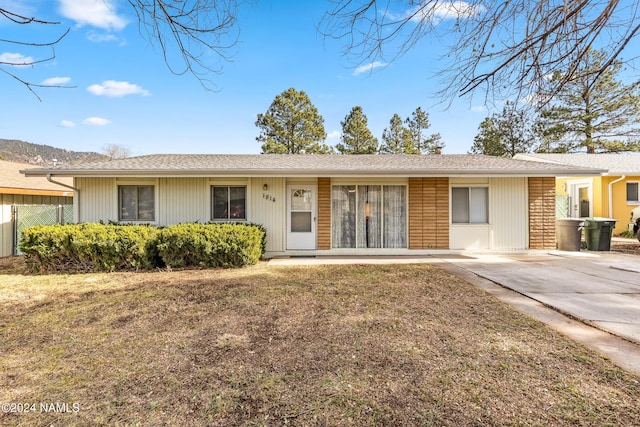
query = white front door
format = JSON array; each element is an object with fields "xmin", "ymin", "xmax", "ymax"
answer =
[
  {"xmin": 286, "ymin": 185, "xmax": 316, "ymax": 250},
  {"xmin": 571, "ymin": 183, "xmax": 592, "ymax": 218}
]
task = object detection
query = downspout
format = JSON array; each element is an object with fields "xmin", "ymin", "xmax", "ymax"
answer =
[
  {"xmin": 608, "ymin": 175, "xmax": 626, "ymax": 220},
  {"xmin": 47, "ymin": 174, "xmax": 79, "ymax": 192},
  {"xmin": 47, "ymin": 174, "xmax": 80, "ymax": 223}
]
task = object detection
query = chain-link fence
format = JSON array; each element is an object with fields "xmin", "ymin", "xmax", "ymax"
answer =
[{"xmin": 12, "ymin": 204, "xmax": 73, "ymax": 255}]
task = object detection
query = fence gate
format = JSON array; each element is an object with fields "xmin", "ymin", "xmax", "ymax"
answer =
[
  {"xmin": 12, "ymin": 204, "xmax": 73, "ymax": 256},
  {"xmin": 556, "ymin": 194, "xmax": 570, "ymax": 219}
]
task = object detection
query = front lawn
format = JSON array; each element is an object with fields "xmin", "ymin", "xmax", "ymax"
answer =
[{"xmin": 1, "ymin": 258, "xmax": 639, "ymax": 426}]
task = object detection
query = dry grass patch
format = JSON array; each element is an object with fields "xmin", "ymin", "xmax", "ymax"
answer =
[
  {"xmin": 611, "ymin": 239, "xmax": 640, "ymax": 255},
  {"xmin": 1, "ymin": 260, "xmax": 639, "ymax": 426}
]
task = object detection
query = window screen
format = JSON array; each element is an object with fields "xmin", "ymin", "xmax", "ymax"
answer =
[
  {"xmin": 118, "ymin": 185, "xmax": 155, "ymax": 221},
  {"xmin": 212, "ymin": 186, "xmax": 246, "ymax": 220}
]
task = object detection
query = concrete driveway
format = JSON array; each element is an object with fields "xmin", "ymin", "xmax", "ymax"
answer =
[{"xmin": 434, "ymin": 251, "xmax": 640, "ymax": 345}]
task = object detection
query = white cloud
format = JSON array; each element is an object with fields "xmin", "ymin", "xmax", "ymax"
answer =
[
  {"xmin": 86, "ymin": 30, "xmax": 125, "ymax": 44},
  {"xmin": 83, "ymin": 117, "xmax": 111, "ymax": 126},
  {"xmin": 58, "ymin": 0, "xmax": 127, "ymax": 31},
  {"xmin": 0, "ymin": 52, "xmax": 34, "ymax": 67},
  {"xmin": 87, "ymin": 80, "xmax": 150, "ymax": 97},
  {"xmin": 471, "ymin": 106, "xmax": 485, "ymax": 112},
  {"xmin": 353, "ymin": 61, "xmax": 388, "ymax": 76},
  {"xmin": 60, "ymin": 120, "xmax": 76, "ymax": 128},
  {"xmin": 409, "ymin": 1, "xmax": 483, "ymax": 23},
  {"xmin": 327, "ymin": 130, "xmax": 341, "ymax": 141},
  {"xmin": 42, "ymin": 76, "xmax": 71, "ymax": 85}
]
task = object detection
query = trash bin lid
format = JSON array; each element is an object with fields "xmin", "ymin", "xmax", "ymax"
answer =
[
  {"xmin": 556, "ymin": 218, "xmax": 585, "ymax": 227},
  {"xmin": 585, "ymin": 217, "xmax": 618, "ymax": 222}
]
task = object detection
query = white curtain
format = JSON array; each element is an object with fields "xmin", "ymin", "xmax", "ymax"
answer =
[
  {"xmin": 332, "ymin": 185, "xmax": 356, "ymax": 248},
  {"xmin": 357, "ymin": 186, "xmax": 381, "ymax": 248},
  {"xmin": 333, "ymin": 185, "xmax": 406, "ymax": 249},
  {"xmin": 384, "ymin": 186, "xmax": 406, "ymax": 248}
]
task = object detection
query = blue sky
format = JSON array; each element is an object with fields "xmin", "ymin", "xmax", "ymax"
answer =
[{"xmin": 0, "ymin": 0, "xmax": 490, "ymax": 157}]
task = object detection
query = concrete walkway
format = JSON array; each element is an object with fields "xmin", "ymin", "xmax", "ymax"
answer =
[{"xmin": 269, "ymin": 250, "xmax": 640, "ymax": 374}]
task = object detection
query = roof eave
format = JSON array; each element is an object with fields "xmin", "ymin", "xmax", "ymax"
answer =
[
  {"xmin": 603, "ymin": 171, "xmax": 640, "ymax": 176},
  {"xmin": 22, "ymin": 168, "xmax": 605, "ymax": 178}
]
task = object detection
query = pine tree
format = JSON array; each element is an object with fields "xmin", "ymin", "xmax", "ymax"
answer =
[
  {"xmin": 379, "ymin": 113, "xmax": 416, "ymax": 154},
  {"xmin": 256, "ymin": 88, "xmax": 332, "ymax": 154},
  {"xmin": 538, "ymin": 49, "xmax": 640, "ymax": 153},
  {"xmin": 470, "ymin": 102, "xmax": 537, "ymax": 157},
  {"xmin": 336, "ymin": 106, "xmax": 378, "ymax": 154},
  {"xmin": 406, "ymin": 107, "xmax": 443, "ymax": 154}
]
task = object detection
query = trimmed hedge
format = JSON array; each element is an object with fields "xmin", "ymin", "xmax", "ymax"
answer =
[
  {"xmin": 20, "ymin": 222, "xmax": 265, "ymax": 273},
  {"xmin": 156, "ymin": 223, "xmax": 264, "ymax": 269}
]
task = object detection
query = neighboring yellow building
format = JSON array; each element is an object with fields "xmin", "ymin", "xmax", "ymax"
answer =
[{"xmin": 515, "ymin": 154, "xmax": 640, "ymax": 235}]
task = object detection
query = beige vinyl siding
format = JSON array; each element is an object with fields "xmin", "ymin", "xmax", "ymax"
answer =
[
  {"xmin": 449, "ymin": 177, "xmax": 529, "ymax": 250},
  {"xmin": 76, "ymin": 177, "xmax": 287, "ymax": 254},
  {"xmin": 159, "ymin": 178, "xmax": 209, "ymax": 224},
  {"xmin": 0, "ymin": 197, "xmax": 11, "ymax": 257},
  {"xmin": 77, "ymin": 178, "xmax": 116, "ymax": 223},
  {"xmin": 249, "ymin": 177, "xmax": 286, "ymax": 253},
  {"xmin": 489, "ymin": 178, "xmax": 528, "ymax": 250}
]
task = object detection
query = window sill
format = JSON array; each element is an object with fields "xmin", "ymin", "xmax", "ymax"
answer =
[{"xmin": 118, "ymin": 220, "xmax": 158, "ymax": 225}]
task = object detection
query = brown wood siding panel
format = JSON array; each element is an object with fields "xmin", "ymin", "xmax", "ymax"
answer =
[
  {"xmin": 317, "ymin": 178, "xmax": 331, "ymax": 250},
  {"xmin": 529, "ymin": 178, "xmax": 542, "ymax": 248},
  {"xmin": 435, "ymin": 178, "xmax": 450, "ymax": 249},
  {"xmin": 423, "ymin": 178, "xmax": 437, "ymax": 249},
  {"xmin": 408, "ymin": 178, "xmax": 449, "ymax": 250},
  {"xmin": 0, "ymin": 187, "xmax": 73, "ymax": 197},
  {"xmin": 542, "ymin": 177, "xmax": 557, "ymax": 249},
  {"xmin": 408, "ymin": 178, "xmax": 423, "ymax": 249},
  {"xmin": 529, "ymin": 177, "xmax": 556, "ymax": 249}
]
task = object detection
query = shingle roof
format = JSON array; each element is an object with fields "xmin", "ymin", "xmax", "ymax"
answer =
[
  {"xmin": 1, "ymin": 160, "xmax": 74, "ymax": 195},
  {"xmin": 21, "ymin": 154, "xmax": 604, "ymax": 178},
  {"xmin": 514, "ymin": 153, "xmax": 640, "ymax": 175}
]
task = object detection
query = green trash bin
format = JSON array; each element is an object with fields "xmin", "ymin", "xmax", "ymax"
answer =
[{"xmin": 584, "ymin": 217, "xmax": 617, "ymax": 251}]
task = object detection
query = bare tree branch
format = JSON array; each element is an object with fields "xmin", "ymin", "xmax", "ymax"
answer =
[
  {"xmin": 1, "ymin": 2, "xmax": 243, "ymax": 97},
  {"xmin": 0, "ymin": 8, "xmax": 74, "ymax": 100},
  {"xmin": 0, "ymin": 8, "xmax": 60, "ymax": 25},
  {"xmin": 320, "ymin": 1, "xmax": 640, "ymax": 109},
  {"xmin": 127, "ymin": 0, "xmax": 242, "ymax": 91}
]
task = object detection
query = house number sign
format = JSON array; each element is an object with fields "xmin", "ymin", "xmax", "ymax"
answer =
[{"xmin": 262, "ymin": 193, "xmax": 276, "ymax": 203}]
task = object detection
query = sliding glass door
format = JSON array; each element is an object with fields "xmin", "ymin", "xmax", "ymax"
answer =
[{"xmin": 331, "ymin": 185, "xmax": 406, "ymax": 249}]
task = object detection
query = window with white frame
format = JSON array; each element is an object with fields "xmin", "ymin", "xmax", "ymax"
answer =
[
  {"xmin": 118, "ymin": 185, "xmax": 155, "ymax": 221},
  {"xmin": 627, "ymin": 182, "xmax": 639, "ymax": 204},
  {"xmin": 212, "ymin": 186, "xmax": 247, "ymax": 220},
  {"xmin": 451, "ymin": 187, "xmax": 488, "ymax": 224}
]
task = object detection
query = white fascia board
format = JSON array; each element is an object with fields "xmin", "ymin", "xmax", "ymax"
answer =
[{"xmin": 22, "ymin": 167, "xmax": 606, "ymax": 178}]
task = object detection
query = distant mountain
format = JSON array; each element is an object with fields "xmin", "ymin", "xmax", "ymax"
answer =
[{"xmin": 0, "ymin": 139, "xmax": 108, "ymax": 166}]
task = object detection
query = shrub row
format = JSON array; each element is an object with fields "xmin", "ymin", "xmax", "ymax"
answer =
[{"xmin": 20, "ymin": 222, "xmax": 266, "ymax": 273}]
